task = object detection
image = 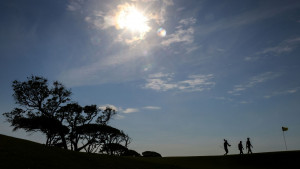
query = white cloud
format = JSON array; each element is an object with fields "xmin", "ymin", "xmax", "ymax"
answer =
[
  {"xmin": 122, "ymin": 108, "xmax": 139, "ymax": 114},
  {"xmin": 99, "ymin": 104, "xmax": 119, "ymax": 111},
  {"xmin": 144, "ymin": 73, "xmax": 215, "ymax": 92},
  {"xmin": 228, "ymin": 72, "xmax": 282, "ymax": 95},
  {"xmin": 98, "ymin": 105, "xmax": 139, "ymax": 118},
  {"xmin": 143, "ymin": 106, "xmax": 161, "ymax": 110}
]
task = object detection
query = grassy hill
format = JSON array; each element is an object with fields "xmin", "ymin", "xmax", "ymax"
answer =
[{"xmin": 0, "ymin": 134, "xmax": 299, "ymax": 169}]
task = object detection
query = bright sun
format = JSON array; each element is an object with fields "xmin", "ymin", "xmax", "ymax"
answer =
[{"xmin": 116, "ymin": 5, "xmax": 150, "ymax": 35}]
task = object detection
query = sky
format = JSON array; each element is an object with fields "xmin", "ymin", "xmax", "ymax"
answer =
[{"xmin": 1, "ymin": 0, "xmax": 300, "ymax": 156}]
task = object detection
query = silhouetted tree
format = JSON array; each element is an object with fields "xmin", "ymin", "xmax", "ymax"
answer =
[
  {"xmin": 3, "ymin": 76, "xmax": 71, "ymax": 149},
  {"xmin": 58, "ymin": 103, "xmax": 117, "ymax": 152},
  {"xmin": 96, "ymin": 125, "xmax": 131, "ymax": 155},
  {"xmin": 3, "ymin": 76, "xmax": 130, "ymax": 153}
]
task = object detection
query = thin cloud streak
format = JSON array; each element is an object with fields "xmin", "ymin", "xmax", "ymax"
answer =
[
  {"xmin": 143, "ymin": 106, "xmax": 161, "ymax": 110},
  {"xmin": 122, "ymin": 108, "xmax": 139, "ymax": 114},
  {"xmin": 264, "ymin": 87, "xmax": 300, "ymax": 99},
  {"xmin": 228, "ymin": 72, "xmax": 282, "ymax": 95},
  {"xmin": 258, "ymin": 37, "xmax": 300, "ymax": 54},
  {"xmin": 245, "ymin": 37, "xmax": 300, "ymax": 61}
]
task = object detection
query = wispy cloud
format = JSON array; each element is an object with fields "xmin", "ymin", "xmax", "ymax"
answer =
[
  {"xmin": 61, "ymin": 0, "xmax": 177, "ymax": 86},
  {"xmin": 161, "ymin": 17, "xmax": 196, "ymax": 46},
  {"xmin": 67, "ymin": 0, "xmax": 84, "ymax": 11},
  {"xmin": 228, "ymin": 72, "xmax": 282, "ymax": 95},
  {"xmin": 240, "ymin": 101, "xmax": 251, "ymax": 104},
  {"xmin": 264, "ymin": 87, "xmax": 300, "ymax": 99},
  {"xmin": 59, "ymin": 47, "xmax": 150, "ymax": 87},
  {"xmin": 245, "ymin": 37, "xmax": 300, "ymax": 61},
  {"xmin": 144, "ymin": 73, "xmax": 215, "ymax": 92},
  {"xmin": 258, "ymin": 37, "xmax": 300, "ymax": 55},
  {"xmin": 143, "ymin": 106, "xmax": 161, "ymax": 110}
]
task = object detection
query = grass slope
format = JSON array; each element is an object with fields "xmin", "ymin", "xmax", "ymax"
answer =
[{"xmin": 0, "ymin": 134, "xmax": 299, "ymax": 169}]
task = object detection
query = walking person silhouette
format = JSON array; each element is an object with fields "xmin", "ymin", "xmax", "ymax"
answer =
[
  {"xmin": 246, "ymin": 138, "xmax": 253, "ymax": 154},
  {"xmin": 238, "ymin": 141, "xmax": 244, "ymax": 155},
  {"xmin": 223, "ymin": 139, "xmax": 231, "ymax": 155}
]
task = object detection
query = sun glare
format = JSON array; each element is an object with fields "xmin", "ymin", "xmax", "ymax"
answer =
[{"xmin": 116, "ymin": 5, "xmax": 150, "ymax": 35}]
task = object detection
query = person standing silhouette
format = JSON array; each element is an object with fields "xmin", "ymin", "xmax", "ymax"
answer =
[
  {"xmin": 246, "ymin": 138, "xmax": 253, "ymax": 154},
  {"xmin": 223, "ymin": 139, "xmax": 231, "ymax": 155},
  {"xmin": 238, "ymin": 141, "xmax": 244, "ymax": 155}
]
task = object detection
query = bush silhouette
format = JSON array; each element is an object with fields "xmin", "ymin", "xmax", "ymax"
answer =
[
  {"xmin": 122, "ymin": 149, "xmax": 141, "ymax": 157},
  {"xmin": 142, "ymin": 151, "xmax": 162, "ymax": 157}
]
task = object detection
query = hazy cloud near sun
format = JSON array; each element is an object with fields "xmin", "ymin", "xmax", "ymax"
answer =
[
  {"xmin": 61, "ymin": 0, "xmax": 200, "ymax": 87},
  {"xmin": 82, "ymin": 0, "xmax": 174, "ymax": 44}
]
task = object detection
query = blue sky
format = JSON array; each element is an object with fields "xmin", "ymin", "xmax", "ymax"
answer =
[{"xmin": 1, "ymin": 0, "xmax": 300, "ymax": 156}]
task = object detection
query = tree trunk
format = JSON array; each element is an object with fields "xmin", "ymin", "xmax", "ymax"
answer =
[{"xmin": 59, "ymin": 133, "xmax": 68, "ymax": 149}]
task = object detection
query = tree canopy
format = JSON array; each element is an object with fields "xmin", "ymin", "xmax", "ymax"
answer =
[{"xmin": 3, "ymin": 75, "xmax": 131, "ymax": 154}]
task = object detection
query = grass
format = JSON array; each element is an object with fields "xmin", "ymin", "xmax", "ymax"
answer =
[{"xmin": 0, "ymin": 134, "xmax": 299, "ymax": 169}]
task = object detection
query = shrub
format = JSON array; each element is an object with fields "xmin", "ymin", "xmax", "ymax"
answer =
[{"xmin": 142, "ymin": 151, "xmax": 162, "ymax": 157}]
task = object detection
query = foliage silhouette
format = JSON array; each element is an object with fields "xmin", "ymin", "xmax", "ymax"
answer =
[
  {"xmin": 3, "ymin": 75, "xmax": 130, "ymax": 154},
  {"xmin": 142, "ymin": 151, "xmax": 162, "ymax": 157},
  {"xmin": 100, "ymin": 143, "xmax": 128, "ymax": 155},
  {"xmin": 122, "ymin": 149, "xmax": 141, "ymax": 157}
]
